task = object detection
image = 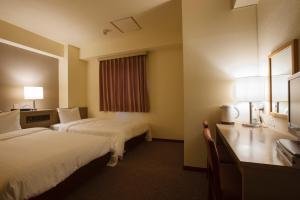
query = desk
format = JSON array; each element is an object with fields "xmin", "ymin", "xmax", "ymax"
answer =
[{"xmin": 216, "ymin": 124, "xmax": 300, "ymax": 200}]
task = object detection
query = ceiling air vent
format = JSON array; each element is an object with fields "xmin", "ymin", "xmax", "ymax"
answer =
[{"xmin": 110, "ymin": 16, "xmax": 142, "ymax": 33}]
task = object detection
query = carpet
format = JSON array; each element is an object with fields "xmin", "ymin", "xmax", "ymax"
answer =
[{"xmin": 63, "ymin": 141, "xmax": 208, "ymax": 200}]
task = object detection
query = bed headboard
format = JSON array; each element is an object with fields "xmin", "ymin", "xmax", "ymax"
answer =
[
  {"xmin": 78, "ymin": 107, "xmax": 88, "ymax": 119},
  {"xmin": 19, "ymin": 107, "xmax": 88, "ymax": 128},
  {"xmin": 20, "ymin": 109, "xmax": 58, "ymax": 129}
]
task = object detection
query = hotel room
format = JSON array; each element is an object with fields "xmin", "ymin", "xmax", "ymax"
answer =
[{"xmin": 0, "ymin": 0, "xmax": 299, "ymax": 199}]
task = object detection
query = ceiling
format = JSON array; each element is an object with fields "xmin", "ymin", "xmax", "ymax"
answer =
[
  {"xmin": 233, "ymin": 0, "xmax": 258, "ymax": 8},
  {"xmin": 0, "ymin": 0, "xmax": 178, "ymax": 48}
]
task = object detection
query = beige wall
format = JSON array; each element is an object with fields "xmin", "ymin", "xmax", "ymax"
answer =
[
  {"xmin": 67, "ymin": 45, "xmax": 87, "ymax": 107},
  {"xmin": 0, "ymin": 20, "xmax": 86, "ymax": 109},
  {"xmin": 182, "ymin": 0, "xmax": 258, "ymax": 167},
  {"xmin": 58, "ymin": 45, "xmax": 69, "ymax": 108},
  {"xmin": 0, "ymin": 20, "xmax": 87, "ymax": 109},
  {"xmin": 0, "ymin": 20, "xmax": 64, "ymax": 57},
  {"xmin": 84, "ymin": 0, "xmax": 183, "ymax": 140},
  {"xmin": 258, "ymin": 0, "xmax": 300, "ymax": 76},
  {"xmin": 257, "ymin": 0, "xmax": 300, "ymax": 134},
  {"xmin": 87, "ymin": 45, "xmax": 184, "ymax": 140},
  {"xmin": 0, "ymin": 42, "xmax": 59, "ymax": 111},
  {"xmin": 58, "ymin": 45, "xmax": 87, "ymax": 108},
  {"xmin": 80, "ymin": 0, "xmax": 182, "ymax": 59}
]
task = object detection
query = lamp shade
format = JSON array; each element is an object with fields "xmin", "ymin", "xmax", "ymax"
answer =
[
  {"xmin": 235, "ymin": 76, "xmax": 265, "ymax": 102},
  {"xmin": 24, "ymin": 86, "xmax": 44, "ymax": 100}
]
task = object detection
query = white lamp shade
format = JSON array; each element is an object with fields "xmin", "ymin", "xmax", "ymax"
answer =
[
  {"xmin": 272, "ymin": 75, "xmax": 289, "ymax": 102},
  {"xmin": 24, "ymin": 87, "xmax": 44, "ymax": 100},
  {"xmin": 235, "ymin": 76, "xmax": 265, "ymax": 102}
]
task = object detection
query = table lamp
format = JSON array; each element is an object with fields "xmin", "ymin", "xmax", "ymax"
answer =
[
  {"xmin": 24, "ymin": 86, "xmax": 44, "ymax": 110},
  {"xmin": 235, "ymin": 76, "xmax": 266, "ymax": 127}
]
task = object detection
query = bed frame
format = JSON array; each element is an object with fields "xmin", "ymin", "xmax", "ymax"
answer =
[
  {"xmin": 124, "ymin": 132, "xmax": 148, "ymax": 153},
  {"xmin": 31, "ymin": 152, "xmax": 111, "ymax": 200}
]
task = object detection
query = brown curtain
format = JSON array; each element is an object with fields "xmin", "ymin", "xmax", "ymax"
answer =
[{"xmin": 99, "ymin": 55, "xmax": 149, "ymax": 112}]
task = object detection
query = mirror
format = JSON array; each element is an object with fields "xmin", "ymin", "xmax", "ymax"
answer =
[{"xmin": 269, "ymin": 39, "xmax": 298, "ymax": 118}]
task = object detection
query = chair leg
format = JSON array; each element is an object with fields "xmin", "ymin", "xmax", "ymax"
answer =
[
  {"xmin": 206, "ymin": 168, "xmax": 212, "ymax": 200},
  {"xmin": 208, "ymin": 186, "xmax": 213, "ymax": 200}
]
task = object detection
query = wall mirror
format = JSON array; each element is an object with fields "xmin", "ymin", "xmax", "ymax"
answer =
[{"xmin": 269, "ymin": 39, "xmax": 298, "ymax": 118}]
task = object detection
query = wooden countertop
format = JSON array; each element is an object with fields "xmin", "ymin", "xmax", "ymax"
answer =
[{"xmin": 216, "ymin": 123, "xmax": 297, "ymax": 169}]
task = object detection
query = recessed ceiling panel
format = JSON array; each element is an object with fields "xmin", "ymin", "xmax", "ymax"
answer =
[{"xmin": 111, "ymin": 17, "xmax": 141, "ymax": 33}]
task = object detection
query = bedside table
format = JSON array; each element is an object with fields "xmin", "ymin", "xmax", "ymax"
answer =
[{"xmin": 20, "ymin": 109, "xmax": 59, "ymax": 129}]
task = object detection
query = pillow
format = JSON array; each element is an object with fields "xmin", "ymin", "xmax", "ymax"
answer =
[
  {"xmin": 0, "ymin": 110, "xmax": 22, "ymax": 134},
  {"xmin": 57, "ymin": 107, "xmax": 81, "ymax": 123}
]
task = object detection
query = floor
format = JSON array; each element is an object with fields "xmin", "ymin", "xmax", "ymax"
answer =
[{"xmin": 64, "ymin": 141, "xmax": 208, "ymax": 200}]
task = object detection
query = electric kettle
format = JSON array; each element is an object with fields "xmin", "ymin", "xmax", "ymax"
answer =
[{"xmin": 220, "ymin": 105, "xmax": 240, "ymax": 125}]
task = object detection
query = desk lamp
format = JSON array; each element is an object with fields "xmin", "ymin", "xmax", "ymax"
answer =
[{"xmin": 235, "ymin": 76, "xmax": 266, "ymax": 127}]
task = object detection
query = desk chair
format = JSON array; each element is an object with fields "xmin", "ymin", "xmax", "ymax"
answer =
[{"xmin": 203, "ymin": 121, "xmax": 241, "ymax": 200}]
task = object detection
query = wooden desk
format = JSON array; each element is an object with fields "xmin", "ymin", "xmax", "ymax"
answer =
[{"xmin": 216, "ymin": 124, "xmax": 300, "ymax": 200}]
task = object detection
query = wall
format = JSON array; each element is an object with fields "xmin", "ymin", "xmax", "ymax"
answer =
[
  {"xmin": 58, "ymin": 45, "xmax": 88, "ymax": 108},
  {"xmin": 58, "ymin": 45, "xmax": 69, "ymax": 108},
  {"xmin": 68, "ymin": 45, "xmax": 87, "ymax": 107},
  {"xmin": 80, "ymin": 0, "xmax": 182, "ymax": 59},
  {"xmin": 257, "ymin": 0, "xmax": 300, "ymax": 134},
  {"xmin": 0, "ymin": 19, "xmax": 64, "ymax": 57},
  {"xmin": 87, "ymin": 45, "xmax": 184, "ymax": 140},
  {"xmin": 0, "ymin": 20, "xmax": 73, "ymax": 109},
  {"xmin": 84, "ymin": 0, "xmax": 183, "ymax": 140},
  {"xmin": 0, "ymin": 42, "xmax": 59, "ymax": 111},
  {"xmin": 182, "ymin": 0, "xmax": 258, "ymax": 167},
  {"xmin": 0, "ymin": 20, "xmax": 87, "ymax": 109}
]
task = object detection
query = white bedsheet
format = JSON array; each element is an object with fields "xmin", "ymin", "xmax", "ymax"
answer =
[
  {"xmin": 0, "ymin": 128, "xmax": 110, "ymax": 200},
  {"xmin": 52, "ymin": 118, "xmax": 151, "ymax": 159}
]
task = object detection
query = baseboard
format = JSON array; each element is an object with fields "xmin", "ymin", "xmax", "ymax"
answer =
[
  {"xmin": 152, "ymin": 138, "xmax": 184, "ymax": 143},
  {"xmin": 183, "ymin": 165, "xmax": 207, "ymax": 173}
]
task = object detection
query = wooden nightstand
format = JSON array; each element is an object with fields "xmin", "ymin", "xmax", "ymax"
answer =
[{"xmin": 20, "ymin": 109, "xmax": 59, "ymax": 129}]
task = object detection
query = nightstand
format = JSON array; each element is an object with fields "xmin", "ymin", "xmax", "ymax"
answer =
[{"xmin": 20, "ymin": 109, "xmax": 59, "ymax": 129}]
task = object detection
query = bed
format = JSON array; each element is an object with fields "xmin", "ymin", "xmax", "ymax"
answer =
[
  {"xmin": 52, "ymin": 109, "xmax": 151, "ymax": 166},
  {"xmin": 0, "ymin": 127, "xmax": 111, "ymax": 200}
]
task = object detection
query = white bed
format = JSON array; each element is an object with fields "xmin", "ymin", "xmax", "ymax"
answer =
[
  {"xmin": 51, "ymin": 117, "xmax": 151, "ymax": 163},
  {"xmin": 0, "ymin": 128, "xmax": 111, "ymax": 200}
]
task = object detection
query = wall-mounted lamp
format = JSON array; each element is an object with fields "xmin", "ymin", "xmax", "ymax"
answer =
[
  {"xmin": 24, "ymin": 86, "xmax": 44, "ymax": 110},
  {"xmin": 235, "ymin": 76, "xmax": 266, "ymax": 127}
]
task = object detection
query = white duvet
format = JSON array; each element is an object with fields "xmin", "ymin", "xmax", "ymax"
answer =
[
  {"xmin": 52, "ymin": 118, "xmax": 151, "ymax": 159},
  {"xmin": 0, "ymin": 128, "xmax": 110, "ymax": 200}
]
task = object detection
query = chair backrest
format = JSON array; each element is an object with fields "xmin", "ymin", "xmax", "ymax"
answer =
[{"xmin": 202, "ymin": 121, "xmax": 222, "ymax": 200}]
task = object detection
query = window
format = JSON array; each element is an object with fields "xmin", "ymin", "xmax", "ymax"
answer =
[{"xmin": 99, "ymin": 55, "xmax": 149, "ymax": 112}]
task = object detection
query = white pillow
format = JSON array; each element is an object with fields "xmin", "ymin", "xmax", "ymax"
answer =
[
  {"xmin": 0, "ymin": 110, "xmax": 22, "ymax": 134},
  {"xmin": 57, "ymin": 107, "xmax": 81, "ymax": 123}
]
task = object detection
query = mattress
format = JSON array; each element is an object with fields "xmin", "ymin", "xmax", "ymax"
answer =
[
  {"xmin": 0, "ymin": 128, "xmax": 110, "ymax": 200},
  {"xmin": 51, "ymin": 118, "xmax": 151, "ymax": 160}
]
